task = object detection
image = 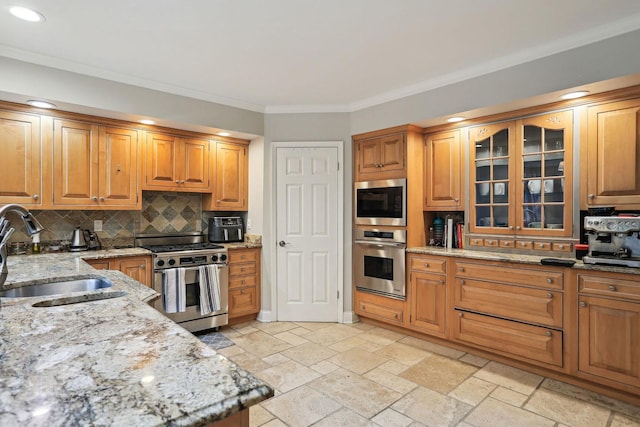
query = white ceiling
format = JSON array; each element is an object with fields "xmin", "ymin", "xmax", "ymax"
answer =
[{"xmin": 2, "ymin": 0, "xmax": 640, "ymax": 114}]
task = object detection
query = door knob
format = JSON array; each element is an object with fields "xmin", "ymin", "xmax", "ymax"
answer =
[{"xmin": 278, "ymin": 241, "xmax": 289, "ymax": 247}]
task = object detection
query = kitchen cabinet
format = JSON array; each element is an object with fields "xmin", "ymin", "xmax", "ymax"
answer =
[
  {"xmin": 354, "ymin": 132, "xmax": 405, "ymax": 181},
  {"xmin": 469, "ymin": 110, "xmax": 573, "ymax": 240},
  {"xmin": 228, "ymin": 248, "xmax": 260, "ymax": 321},
  {"xmin": 577, "ymin": 273, "xmax": 640, "ymax": 390},
  {"xmin": 424, "ymin": 130, "xmax": 463, "ymax": 210},
  {"xmin": 0, "ymin": 111, "xmax": 44, "ymax": 207},
  {"xmin": 354, "ymin": 289, "xmax": 405, "ymax": 326},
  {"xmin": 584, "ymin": 98, "xmax": 640, "ymax": 209},
  {"xmin": 451, "ymin": 260, "xmax": 565, "ymax": 368},
  {"xmin": 86, "ymin": 255, "xmax": 152, "ymax": 287},
  {"xmin": 143, "ymin": 132, "xmax": 210, "ymax": 192},
  {"xmin": 408, "ymin": 254, "xmax": 447, "ymax": 337},
  {"xmin": 53, "ymin": 119, "xmax": 140, "ymax": 209},
  {"xmin": 203, "ymin": 140, "xmax": 248, "ymax": 211}
]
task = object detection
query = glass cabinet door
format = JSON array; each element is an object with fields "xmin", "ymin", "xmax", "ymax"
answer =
[
  {"xmin": 516, "ymin": 110, "xmax": 573, "ymax": 236},
  {"xmin": 469, "ymin": 122, "xmax": 516, "ymax": 234}
]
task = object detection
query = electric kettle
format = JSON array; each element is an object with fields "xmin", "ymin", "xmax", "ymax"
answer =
[{"xmin": 69, "ymin": 227, "xmax": 88, "ymax": 251}]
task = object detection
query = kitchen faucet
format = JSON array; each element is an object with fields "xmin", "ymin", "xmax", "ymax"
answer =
[{"xmin": 0, "ymin": 204, "xmax": 45, "ymax": 287}]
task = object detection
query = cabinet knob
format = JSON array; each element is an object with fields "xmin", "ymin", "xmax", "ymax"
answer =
[
  {"xmin": 459, "ymin": 267, "xmax": 465, "ymax": 272},
  {"xmin": 516, "ymin": 226, "xmax": 521, "ymax": 230},
  {"xmin": 547, "ymin": 292, "xmax": 552, "ymax": 298},
  {"xmin": 547, "ymin": 278, "xmax": 553, "ymax": 284},
  {"xmin": 99, "ymin": 196, "xmax": 105, "ymax": 202},
  {"xmin": 241, "ymin": 279, "xmax": 246, "ymax": 284},
  {"xmin": 608, "ymin": 285, "xmax": 617, "ymax": 292},
  {"xmin": 579, "ymin": 301, "xmax": 587, "ymax": 307},
  {"xmin": 588, "ymin": 194, "xmax": 595, "ymax": 199},
  {"xmin": 241, "ymin": 289, "xmax": 245, "ymax": 294},
  {"xmin": 558, "ymin": 245, "xmax": 564, "ymax": 249},
  {"xmin": 175, "ymin": 180, "xmax": 180, "ymax": 184},
  {"xmin": 460, "ymin": 279, "xmax": 466, "ymax": 285},
  {"xmin": 458, "ymin": 312, "xmax": 463, "ymax": 317},
  {"xmin": 92, "ymin": 196, "xmax": 98, "ymax": 201},
  {"xmin": 180, "ymin": 180, "xmax": 185, "ymax": 184},
  {"xmin": 33, "ymin": 194, "xmax": 39, "ymax": 200},
  {"xmin": 424, "ymin": 263, "xmax": 429, "ymax": 268},
  {"xmin": 545, "ymin": 331, "xmax": 552, "ymax": 337},
  {"xmin": 393, "ymin": 313, "xmax": 398, "ymax": 318},
  {"xmin": 216, "ymin": 200, "xmax": 221, "ymax": 204},
  {"xmin": 509, "ymin": 226, "xmax": 514, "ymax": 230},
  {"xmin": 140, "ymin": 264, "xmax": 145, "ymax": 269},
  {"xmin": 439, "ymin": 280, "xmax": 445, "ymax": 285},
  {"xmin": 454, "ymin": 198, "xmax": 459, "ymax": 202}
]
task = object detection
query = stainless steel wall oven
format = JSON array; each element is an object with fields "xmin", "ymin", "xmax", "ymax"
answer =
[{"xmin": 354, "ymin": 228, "xmax": 406, "ymax": 299}]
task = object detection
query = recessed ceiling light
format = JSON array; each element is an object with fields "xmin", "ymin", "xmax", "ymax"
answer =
[
  {"xmin": 447, "ymin": 117, "xmax": 465, "ymax": 123},
  {"xmin": 9, "ymin": 6, "xmax": 45, "ymax": 22},
  {"xmin": 561, "ymin": 91, "xmax": 589, "ymax": 100},
  {"xmin": 217, "ymin": 132, "xmax": 231, "ymax": 137},
  {"xmin": 26, "ymin": 100, "xmax": 56, "ymax": 109},
  {"xmin": 139, "ymin": 119, "xmax": 155, "ymax": 125}
]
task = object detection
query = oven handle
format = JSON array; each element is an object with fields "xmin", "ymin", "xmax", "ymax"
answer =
[
  {"xmin": 354, "ymin": 240, "xmax": 406, "ymax": 249},
  {"xmin": 155, "ymin": 264, "xmax": 228, "ymax": 273}
]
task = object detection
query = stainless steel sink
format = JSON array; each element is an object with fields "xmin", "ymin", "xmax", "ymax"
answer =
[{"xmin": 0, "ymin": 278, "xmax": 114, "ymax": 298}]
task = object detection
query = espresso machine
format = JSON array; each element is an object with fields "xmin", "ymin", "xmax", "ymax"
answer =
[{"xmin": 583, "ymin": 216, "xmax": 640, "ymax": 268}]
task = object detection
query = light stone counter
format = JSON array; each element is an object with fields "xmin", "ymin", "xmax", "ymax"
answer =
[
  {"xmin": 407, "ymin": 246, "xmax": 640, "ymax": 275},
  {"xmin": 0, "ymin": 252, "xmax": 273, "ymax": 426}
]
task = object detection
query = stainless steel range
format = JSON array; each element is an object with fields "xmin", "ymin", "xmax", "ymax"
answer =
[{"xmin": 135, "ymin": 233, "xmax": 229, "ymax": 332}]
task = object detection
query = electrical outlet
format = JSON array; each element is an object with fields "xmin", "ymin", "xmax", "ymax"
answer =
[
  {"xmin": 94, "ymin": 220, "xmax": 103, "ymax": 232},
  {"xmin": 246, "ymin": 218, "xmax": 252, "ymax": 230}
]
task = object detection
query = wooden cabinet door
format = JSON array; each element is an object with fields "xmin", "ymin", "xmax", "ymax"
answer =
[
  {"xmin": 355, "ymin": 133, "xmax": 405, "ymax": 180},
  {"xmin": 86, "ymin": 259, "xmax": 111, "ymax": 270},
  {"xmin": 181, "ymin": 137, "xmax": 210, "ymax": 190},
  {"xmin": 379, "ymin": 133, "xmax": 405, "ymax": 172},
  {"xmin": 0, "ymin": 111, "xmax": 42, "ymax": 207},
  {"xmin": 578, "ymin": 295, "xmax": 640, "ymax": 388},
  {"xmin": 144, "ymin": 132, "xmax": 179, "ymax": 190},
  {"xmin": 213, "ymin": 141, "xmax": 247, "ymax": 210},
  {"xmin": 99, "ymin": 127, "xmax": 139, "ymax": 208},
  {"xmin": 229, "ymin": 287, "xmax": 258, "ymax": 317},
  {"xmin": 357, "ymin": 137, "xmax": 382, "ymax": 176},
  {"xmin": 424, "ymin": 130, "xmax": 462, "ymax": 210},
  {"xmin": 410, "ymin": 271, "xmax": 446, "ymax": 337},
  {"xmin": 118, "ymin": 256, "xmax": 151, "ymax": 287},
  {"xmin": 586, "ymin": 98, "xmax": 640, "ymax": 208},
  {"xmin": 53, "ymin": 119, "xmax": 99, "ymax": 206}
]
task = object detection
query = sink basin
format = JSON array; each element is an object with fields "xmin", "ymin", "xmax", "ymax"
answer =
[{"xmin": 0, "ymin": 278, "xmax": 113, "ymax": 298}]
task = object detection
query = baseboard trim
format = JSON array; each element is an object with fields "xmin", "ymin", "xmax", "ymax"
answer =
[
  {"xmin": 257, "ymin": 310, "xmax": 274, "ymax": 323},
  {"xmin": 342, "ymin": 311, "xmax": 359, "ymax": 324}
]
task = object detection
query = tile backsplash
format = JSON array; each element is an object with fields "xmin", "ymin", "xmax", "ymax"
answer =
[{"xmin": 8, "ymin": 192, "xmax": 240, "ymax": 248}]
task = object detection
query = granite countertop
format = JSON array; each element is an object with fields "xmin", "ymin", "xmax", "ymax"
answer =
[
  {"xmin": 407, "ymin": 246, "xmax": 640, "ymax": 275},
  {"xmin": 223, "ymin": 242, "xmax": 262, "ymax": 250},
  {"xmin": 0, "ymin": 252, "xmax": 273, "ymax": 426}
]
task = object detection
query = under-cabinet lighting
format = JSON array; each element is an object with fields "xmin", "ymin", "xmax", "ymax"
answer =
[
  {"xmin": 217, "ymin": 132, "xmax": 231, "ymax": 137},
  {"xmin": 560, "ymin": 91, "xmax": 589, "ymax": 100},
  {"xmin": 447, "ymin": 117, "xmax": 465, "ymax": 123},
  {"xmin": 26, "ymin": 100, "xmax": 56, "ymax": 109},
  {"xmin": 139, "ymin": 119, "xmax": 155, "ymax": 125},
  {"xmin": 9, "ymin": 6, "xmax": 45, "ymax": 22}
]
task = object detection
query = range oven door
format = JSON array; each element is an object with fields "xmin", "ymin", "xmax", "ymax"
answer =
[
  {"xmin": 355, "ymin": 179, "xmax": 406, "ymax": 226},
  {"xmin": 152, "ymin": 265, "xmax": 229, "ymax": 329},
  {"xmin": 354, "ymin": 240, "xmax": 406, "ymax": 299}
]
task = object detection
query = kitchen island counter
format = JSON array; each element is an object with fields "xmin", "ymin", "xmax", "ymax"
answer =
[{"xmin": 0, "ymin": 253, "xmax": 273, "ymax": 426}]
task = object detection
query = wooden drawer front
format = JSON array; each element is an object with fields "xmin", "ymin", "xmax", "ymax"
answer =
[
  {"xmin": 229, "ymin": 249, "xmax": 258, "ymax": 264},
  {"xmin": 410, "ymin": 256, "xmax": 446, "ymax": 274},
  {"xmin": 516, "ymin": 241, "xmax": 533, "ymax": 250},
  {"xmin": 578, "ymin": 275, "xmax": 640, "ymax": 302},
  {"xmin": 357, "ymin": 299, "xmax": 403, "ymax": 325},
  {"xmin": 229, "ymin": 287, "xmax": 258, "ymax": 317},
  {"xmin": 87, "ymin": 259, "xmax": 111, "ymax": 270},
  {"xmin": 552, "ymin": 242, "xmax": 572, "ymax": 253},
  {"xmin": 469, "ymin": 238, "xmax": 484, "ymax": 247},
  {"xmin": 229, "ymin": 274, "xmax": 257, "ymax": 290},
  {"xmin": 455, "ymin": 261, "xmax": 563, "ymax": 290},
  {"xmin": 229, "ymin": 263, "xmax": 257, "ymax": 277},
  {"xmin": 534, "ymin": 242, "xmax": 552, "ymax": 251},
  {"xmin": 455, "ymin": 278, "xmax": 563, "ymax": 328},
  {"xmin": 499, "ymin": 240, "xmax": 515, "ymax": 249},
  {"xmin": 484, "ymin": 239, "xmax": 499, "ymax": 248},
  {"xmin": 453, "ymin": 310, "xmax": 563, "ymax": 367}
]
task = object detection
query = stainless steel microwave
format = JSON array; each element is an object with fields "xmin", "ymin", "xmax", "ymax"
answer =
[{"xmin": 354, "ymin": 178, "xmax": 406, "ymax": 226}]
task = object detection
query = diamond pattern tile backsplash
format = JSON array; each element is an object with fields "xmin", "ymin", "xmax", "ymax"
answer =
[{"xmin": 9, "ymin": 192, "xmax": 208, "ymax": 248}]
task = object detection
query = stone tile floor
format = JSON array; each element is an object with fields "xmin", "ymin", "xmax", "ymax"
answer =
[{"xmin": 217, "ymin": 321, "xmax": 640, "ymax": 427}]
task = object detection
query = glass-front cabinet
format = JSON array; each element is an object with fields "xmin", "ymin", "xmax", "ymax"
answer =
[{"xmin": 469, "ymin": 110, "xmax": 573, "ymax": 238}]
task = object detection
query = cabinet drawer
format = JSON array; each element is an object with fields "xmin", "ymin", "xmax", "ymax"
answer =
[
  {"xmin": 455, "ymin": 261, "xmax": 563, "ymax": 290},
  {"xmin": 499, "ymin": 240, "xmax": 515, "ymax": 249},
  {"xmin": 516, "ymin": 240, "xmax": 533, "ymax": 250},
  {"xmin": 229, "ymin": 287, "xmax": 258, "ymax": 317},
  {"xmin": 410, "ymin": 256, "xmax": 446, "ymax": 274},
  {"xmin": 578, "ymin": 275, "xmax": 640, "ymax": 302},
  {"xmin": 229, "ymin": 249, "xmax": 258, "ymax": 264},
  {"xmin": 484, "ymin": 239, "xmax": 499, "ymax": 247},
  {"xmin": 454, "ymin": 278, "xmax": 563, "ymax": 328},
  {"xmin": 469, "ymin": 237, "xmax": 484, "ymax": 247},
  {"xmin": 229, "ymin": 263, "xmax": 257, "ymax": 277},
  {"xmin": 534, "ymin": 241, "xmax": 552, "ymax": 251},
  {"xmin": 357, "ymin": 300, "xmax": 403, "ymax": 325},
  {"xmin": 552, "ymin": 242, "xmax": 572, "ymax": 253},
  {"xmin": 229, "ymin": 274, "xmax": 257, "ymax": 290},
  {"xmin": 453, "ymin": 310, "xmax": 563, "ymax": 367}
]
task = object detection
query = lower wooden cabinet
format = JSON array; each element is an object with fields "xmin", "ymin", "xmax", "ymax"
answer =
[
  {"xmin": 85, "ymin": 255, "xmax": 151, "ymax": 287},
  {"xmin": 408, "ymin": 254, "xmax": 446, "ymax": 337},
  {"xmin": 354, "ymin": 289, "xmax": 405, "ymax": 326},
  {"xmin": 228, "ymin": 248, "xmax": 261, "ymax": 320}
]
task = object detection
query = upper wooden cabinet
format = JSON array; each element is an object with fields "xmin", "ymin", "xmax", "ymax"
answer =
[
  {"xmin": 354, "ymin": 132, "xmax": 405, "ymax": 181},
  {"xmin": 0, "ymin": 111, "xmax": 43, "ymax": 207},
  {"xmin": 424, "ymin": 130, "xmax": 463, "ymax": 210},
  {"xmin": 584, "ymin": 98, "xmax": 640, "ymax": 209},
  {"xmin": 143, "ymin": 132, "xmax": 210, "ymax": 192},
  {"xmin": 469, "ymin": 110, "xmax": 573, "ymax": 238},
  {"xmin": 203, "ymin": 141, "xmax": 248, "ymax": 211},
  {"xmin": 53, "ymin": 119, "xmax": 140, "ymax": 209}
]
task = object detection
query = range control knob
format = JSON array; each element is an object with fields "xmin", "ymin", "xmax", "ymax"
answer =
[
  {"xmin": 156, "ymin": 260, "xmax": 165, "ymax": 267},
  {"xmin": 211, "ymin": 255, "xmax": 219, "ymax": 262},
  {"xmin": 168, "ymin": 259, "xmax": 176, "ymax": 266},
  {"xmin": 220, "ymin": 254, "xmax": 227, "ymax": 261}
]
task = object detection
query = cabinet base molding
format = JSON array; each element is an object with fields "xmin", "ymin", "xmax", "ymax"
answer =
[
  {"xmin": 358, "ymin": 316, "xmax": 640, "ymax": 407},
  {"xmin": 227, "ymin": 313, "xmax": 258, "ymax": 326}
]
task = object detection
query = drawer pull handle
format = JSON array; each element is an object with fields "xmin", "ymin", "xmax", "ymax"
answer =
[
  {"xmin": 545, "ymin": 331, "xmax": 552, "ymax": 337},
  {"xmin": 609, "ymin": 285, "xmax": 617, "ymax": 291},
  {"xmin": 579, "ymin": 301, "xmax": 587, "ymax": 307},
  {"xmin": 547, "ymin": 278, "xmax": 553, "ymax": 284},
  {"xmin": 460, "ymin": 279, "xmax": 466, "ymax": 285},
  {"xmin": 547, "ymin": 292, "xmax": 552, "ymax": 298},
  {"xmin": 459, "ymin": 267, "xmax": 465, "ymax": 272}
]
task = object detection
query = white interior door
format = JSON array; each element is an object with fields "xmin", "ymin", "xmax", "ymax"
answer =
[{"xmin": 276, "ymin": 146, "xmax": 339, "ymax": 321}]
